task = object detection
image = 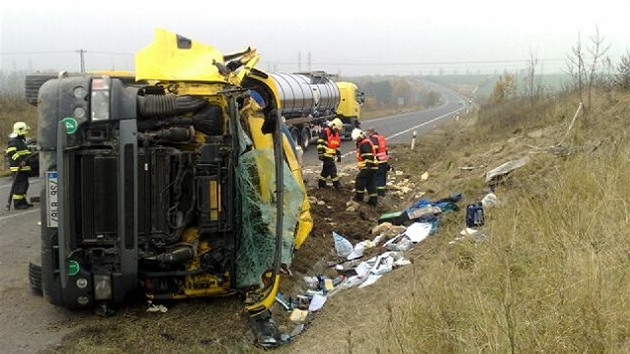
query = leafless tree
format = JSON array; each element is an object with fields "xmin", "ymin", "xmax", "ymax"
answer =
[
  {"xmin": 565, "ymin": 26, "xmax": 610, "ymax": 110},
  {"xmin": 524, "ymin": 50, "xmax": 539, "ymax": 106},
  {"xmin": 565, "ymin": 32, "xmax": 586, "ymax": 101},
  {"xmin": 615, "ymin": 51, "xmax": 630, "ymax": 91}
]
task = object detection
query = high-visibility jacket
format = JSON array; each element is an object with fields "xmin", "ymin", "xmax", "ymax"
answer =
[
  {"xmin": 355, "ymin": 137, "xmax": 377, "ymax": 170},
  {"xmin": 369, "ymin": 132, "xmax": 389, "ymax": 162},
  {"xmin": 317, "ymin": 126, "xmax": 341, "ymax": 158},
  {"xmin": 5, "ymin": 135, "xmax": 31, "ymax": 172}
]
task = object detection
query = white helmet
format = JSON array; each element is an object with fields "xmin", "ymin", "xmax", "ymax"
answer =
[
  {"xmin": 351, "ymin": 128, "xmax": 365, "ymax": 141},
  {"xmin": 329, "ymin": 118, "xmax": 343, "ymax": 131},
  {"xmin": 13, "ymin": 122, "xmax": 30, "ymax": 136}
]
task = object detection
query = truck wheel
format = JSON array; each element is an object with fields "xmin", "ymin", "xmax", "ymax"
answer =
[
  {"xmin": 28, "ymin": 262, "xmax": 43, "ymax": 296},
  {"xmin": 25, "ymin": 74, "xmax": 57, "ymax": 106},
  {"xmin": 300, "ymin": 127, "xmax": 311, "ymax": 151},
  {"xmin": 290, "ymin": 127, "xmax": 300, "ymax": 148}
]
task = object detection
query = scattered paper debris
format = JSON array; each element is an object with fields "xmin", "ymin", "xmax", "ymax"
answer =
[
  {"xmin": 289, "ymin": 309, "xmax": 309, "ymax": 323},
  {"xmin": 146, "ymin": 301, "xmax": 168, "ymax": 313},
  {"xmin": 308, "ymin": 294, "xmax": 327, "ymax": 312}
]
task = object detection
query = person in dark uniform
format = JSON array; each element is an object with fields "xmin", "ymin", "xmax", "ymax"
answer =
[
  {"xmin": 5, "ymin": 122, "xmax": 34, "ymax": 209},
  {"xmin": 317, "ymin": 118, "xmax": 343, "ymax": 189},
  {"xmin": 351, "ymin": 128, "xmax": 378, "ymax": 206},
  {"xmin": 366, "ymin": 127, "xmax": 390, "ymax": 196}
]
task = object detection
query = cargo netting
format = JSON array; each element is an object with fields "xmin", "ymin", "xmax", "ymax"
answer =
[{"xmin": 234, "ymin": 146, "xmax": 303, "ymax": 288}]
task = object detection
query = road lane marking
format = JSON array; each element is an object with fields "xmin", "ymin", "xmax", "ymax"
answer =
[
  {"xmin": 340, "ymin": 108, "xmax": 461, "ymax": 159},
  {"xmin": 386, "ymin": 110, "xmax": 457, "ymax": 141},
  {"xmin": 0, "ymin": 208, "xmax": 39, "ymax": 222}
]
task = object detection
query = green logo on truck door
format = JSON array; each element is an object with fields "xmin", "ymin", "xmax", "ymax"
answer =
[
  {"xmin": 68, "ymin": 260, "xmax": 80, "ymax": 276},
  {"xmin": 62, "ymin": 117, "xmax": 78, "ymax": 134}
]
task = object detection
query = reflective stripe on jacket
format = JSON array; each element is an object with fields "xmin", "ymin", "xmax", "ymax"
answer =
[
  {"xmin": 369, "ymin": 132, "xmax": 389, "ymax": 162},
  {"xmin": 355, "ymin": 137, "xmax": 377, "ymax": 170},
  {"xmin": 6, "ymin": 136, "xmax": 31, "ymax": 172},
  {"xmin": 317, "ymin": 127, "xmax": 341, "ymax": 158}
]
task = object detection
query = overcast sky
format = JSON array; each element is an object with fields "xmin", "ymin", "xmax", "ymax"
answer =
[{"xmin": 1, "ymin": 1, "xmax": 629, "ymax": 76}]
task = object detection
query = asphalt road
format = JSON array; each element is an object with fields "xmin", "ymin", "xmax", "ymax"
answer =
[
  {"xmin": 0, "ymin": 175, "xmax": 84, "ymax": 354},
  {"xmin": 299, "ymin": 81, "xmax": 471, "ymax": 166}
]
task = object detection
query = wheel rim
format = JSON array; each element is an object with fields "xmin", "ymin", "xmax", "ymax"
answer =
[
  {"xmin": 290, "ymin": 128, "xmax": 299, "ymax": 147},
  {"xmin": 301, "ymin": 128, "xmax": 310, "ymax": 150}
]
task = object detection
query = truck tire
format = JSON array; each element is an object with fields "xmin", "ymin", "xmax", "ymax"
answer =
[
  {"xmin": 300, "ymin": 126, "xmax": 311, "ymax": 151},
  {"xmin": 290, "ymin": 127, "xmax": 300, "ymax": 149},
  {"xmin": 25, "ymin": 74, "xmax": 57, "ymax": 106},
  {"xmin": 28, "ymin": 262, "xmax": 43, "ymax": 296}
]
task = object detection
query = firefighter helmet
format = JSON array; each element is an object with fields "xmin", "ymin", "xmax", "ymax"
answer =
[
  {"xmin": 13, "ymin": 122, "xmax": 30, "ymax": 135},
  {"xmin": 351, "ymin": 128, "xmax": 365, "ymax": 141},
  {"xmin": 329, "ymin": 118, "xmax": 343, "ymax": 131}
]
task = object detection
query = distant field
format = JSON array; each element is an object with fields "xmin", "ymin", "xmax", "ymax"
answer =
[{"xmin": 423, "ymin": 73, "xmax": 572, "ymax": 99}]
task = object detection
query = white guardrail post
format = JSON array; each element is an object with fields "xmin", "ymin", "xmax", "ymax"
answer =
[{"xmin": 410, "ymin": 130, "xmax": 417, "ymax": 150}]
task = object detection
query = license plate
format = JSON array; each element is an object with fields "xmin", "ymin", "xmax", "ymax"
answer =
[{"xmin": 46, "ymin": 171, "xmax": 58, "ymax": 228}]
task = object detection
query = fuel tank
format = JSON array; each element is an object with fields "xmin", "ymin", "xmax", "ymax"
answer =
[{"xmin": 270, "ymin": 72, "xmax": 341, "ymax": 119}]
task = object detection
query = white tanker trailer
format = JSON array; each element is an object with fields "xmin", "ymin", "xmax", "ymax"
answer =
[{"xmin": 270, "ymin": 71, "xmax": 364, "ymax": 151}]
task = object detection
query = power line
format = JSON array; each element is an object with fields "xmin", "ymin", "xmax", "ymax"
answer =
[
  {"xmin": 272, "ymin": 58, "xmax": 568, "ymax": 67},
  {"xmin": 0, "ymin": 50, "xmax": 133, "ymax": 56},
  {"xmin": 88, "ymin": 51, "xmax": 134, "ymax": 56},
  {"xmin": 0, "ymin": 51, "xmax": 76, "ymax": 55}
]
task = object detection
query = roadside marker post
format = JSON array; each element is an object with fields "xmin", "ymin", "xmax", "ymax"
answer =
[{"xmin": 410, "ymin": 130, "xmax": 417, "ymax": 151}]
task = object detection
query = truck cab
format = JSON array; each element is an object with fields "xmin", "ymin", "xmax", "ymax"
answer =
[{"xmin": 30, "ymin": 28, "xmax": 312, "ymax": 347}]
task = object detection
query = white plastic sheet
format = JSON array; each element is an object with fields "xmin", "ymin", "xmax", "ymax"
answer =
[
  {"xmin": 333, "ymin": 232, "xmax": 353, "ymax": 258},
  {"xmin": 308, "ymin": 294, "xmax": 327, "ymax": 311},
  {"xmin": 403, "ymin": 222, "xmax": 432, "ymax": 242}
]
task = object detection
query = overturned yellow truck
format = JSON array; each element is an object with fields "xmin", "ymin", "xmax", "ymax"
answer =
[{"xmin": 30, "ymin": 28, "xmax": 314, "ymax": 347}]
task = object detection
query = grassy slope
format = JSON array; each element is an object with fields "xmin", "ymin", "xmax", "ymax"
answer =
[
  {"xmin": 0, "ymin": 96, "xmax": 37, "ymax": 176},
  {"xmin": 287, "ymin": 88, "xmax": 630, "ymax": 353}
]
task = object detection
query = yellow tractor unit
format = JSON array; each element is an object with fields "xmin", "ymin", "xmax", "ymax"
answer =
[{"xmin": 29, "ymin": 28, "xmax": 313, "ymax": 347}]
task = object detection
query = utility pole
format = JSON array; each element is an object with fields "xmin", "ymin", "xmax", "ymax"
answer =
[
  {"xmin": 77, "ymin": 49, "xmax": 86, "ymax": 73},
  {"xmin": 307, "ymin": 51, "xmax": 311, "ymax": 72},
  {"xmin": 298, "ymin": 52, "xmax": 301, "ymax": 72}
]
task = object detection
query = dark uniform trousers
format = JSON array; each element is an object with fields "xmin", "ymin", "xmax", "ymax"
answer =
[
  {"xmin": 354, "ymin": 168, "xmax": 377, "ymax": 205},
  {"xmin": 375, "ymin": 162, "xmax": 389, "ymax": 196},
  {"xmin": 6, "ymin": 136, "xmax": 32, "ymax": 208},
  {"xmin": 319, "ymin": 156, "xmax": 340, "ymax": 188}
]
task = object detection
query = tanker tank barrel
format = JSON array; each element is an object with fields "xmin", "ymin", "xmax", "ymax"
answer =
[{"xmin": 271, "ymin": 73, "xmax": 341, "ymax": 119}]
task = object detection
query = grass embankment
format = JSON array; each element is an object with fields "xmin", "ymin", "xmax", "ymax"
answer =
[
  {"xmin": 375, "ymin": 90, "xmax": 630, "ymax": 353},
  {"xmin": 0, "ymin": 96, "xmax": 37, "ymax": 176},
  {"xmin": 362, "ymin": 104, "xmax": 427, "ymax": 120}
]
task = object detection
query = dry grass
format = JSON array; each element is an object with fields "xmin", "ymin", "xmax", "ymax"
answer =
[
  {"xmin": 0, "ymin": 96, "xmax": 37, "ymax": 137},
  {"xmin": 376, "ymin": 88, "xmax": 630, "ymax": 353},
  {"xmin": 0, "ymin": 96, "xmax": 37, "ymax": 175}
]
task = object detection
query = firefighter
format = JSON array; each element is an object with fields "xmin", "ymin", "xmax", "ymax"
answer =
[
  {"xmin": 366, "ymin": 127, "xmax": 389, "ymax": 196},
  {"xmin": 351, "ymin": 128, "xmax": 378, "ymax": 206},
  {"xmin": 317, "ymin": 118, "xmax": 343, "ymax": 189},
  {"xmin": 5, "ymin": 122, "xmax": 33, "ymax": 209}
]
